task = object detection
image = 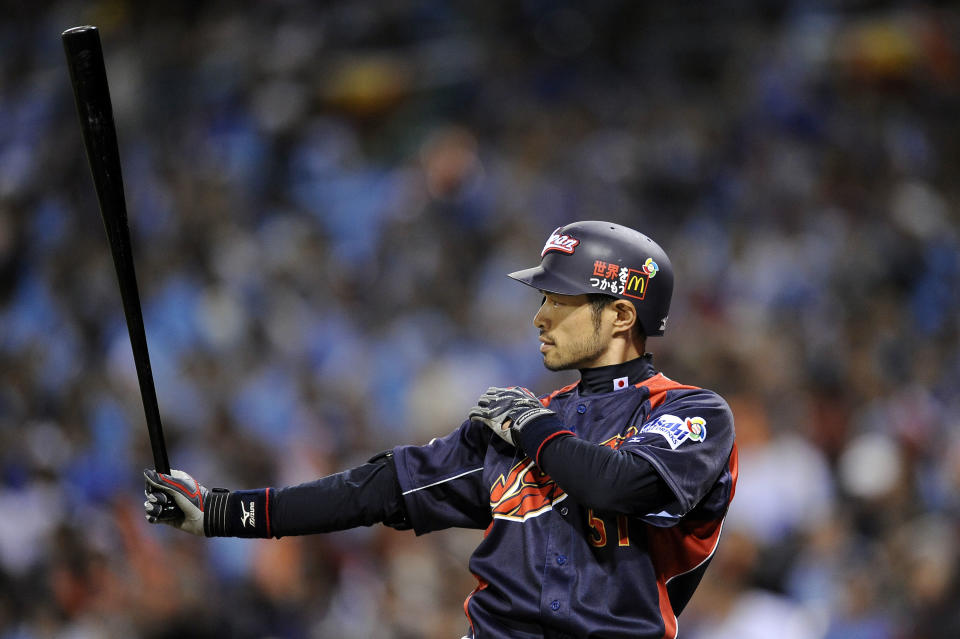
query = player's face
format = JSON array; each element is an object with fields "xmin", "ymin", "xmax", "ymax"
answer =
[{"xmin": 534, "ymin": 292, "xmax": 612, "ymax": 371}]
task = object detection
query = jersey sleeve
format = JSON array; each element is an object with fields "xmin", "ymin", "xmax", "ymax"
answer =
[
  {"xmin": 391, "ymin": 419, "xmax": 492, "ymax": 535},
  {"xmin": 620, "ymin": 388, "xmax": 735, "ymax": 526}
]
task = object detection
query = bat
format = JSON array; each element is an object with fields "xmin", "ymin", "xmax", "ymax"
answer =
[{"xmin": 62, "ymin": 25, "xmax": 171, "ymax": 475}]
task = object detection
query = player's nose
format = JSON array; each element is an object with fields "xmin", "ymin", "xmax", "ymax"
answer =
[{"xmin": 533, "ymin": 301, "xmax": 549, "ymax": 330}]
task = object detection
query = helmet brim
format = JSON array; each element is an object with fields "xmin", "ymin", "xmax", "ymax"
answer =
[{"xmin": 507, "ymin": 266, "xmax": 589, "ymax": 296}]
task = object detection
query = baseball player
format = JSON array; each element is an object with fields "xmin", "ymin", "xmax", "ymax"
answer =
[{"xmin": 144, "ymin": 221, "xmax": 737, "ymax": 639}]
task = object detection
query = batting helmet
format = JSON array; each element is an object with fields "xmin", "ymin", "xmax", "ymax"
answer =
[{"xmin": 507, "ymin": 221, "xmax": 674, "ymax": 336}]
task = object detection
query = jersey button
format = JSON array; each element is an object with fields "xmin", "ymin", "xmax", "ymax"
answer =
[
  {"xmin": 557, "ymin": 555, "xmax": 567, "ymax": 565},
  {"xmin": 576, "ymin": 404, "xmax": 586, "ymax": 414},
  {"xmin": 550, "ymin": 600, "xmax": 561, "ymax": 611},
  {"xmin": 559, "ymin": 506, "xmax": 568, "ymax": 516}
]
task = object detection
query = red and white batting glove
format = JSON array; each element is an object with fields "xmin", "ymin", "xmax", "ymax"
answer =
[{"xmin": 144, "ymin": 468, "xmax": 228, "ymax": 537}]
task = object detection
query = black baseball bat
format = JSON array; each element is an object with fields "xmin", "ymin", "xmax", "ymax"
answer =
[{"xmin": 62, "ymin": 25, "xmax": 171, "ymax": 475}]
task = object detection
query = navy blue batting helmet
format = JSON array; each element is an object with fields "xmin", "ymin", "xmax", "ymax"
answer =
[{"xmin": 507, "ymin": 221, "xmax": 674, "ymax": 336}]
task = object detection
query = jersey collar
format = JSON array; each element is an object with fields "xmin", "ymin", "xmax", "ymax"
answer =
[{"xmin": 577, "ymin": 353, "xmax": 657, "ymax": 396}]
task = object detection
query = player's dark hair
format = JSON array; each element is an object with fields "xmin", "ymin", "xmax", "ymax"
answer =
[{"xmin": 586, "ymin": 293, "xmax": 646, "ymax": 345}]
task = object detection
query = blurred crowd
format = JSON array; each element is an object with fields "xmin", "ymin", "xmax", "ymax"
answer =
[{"xmin": 2, "ymin": 1, "xmax": 959, "ymax": 637}]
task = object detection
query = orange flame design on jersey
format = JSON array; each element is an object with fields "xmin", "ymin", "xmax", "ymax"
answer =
[
  {"xmin": 598, "ymin": 425, "xmax": 639, "ymax": 450},
  {"xmin": 490, "ymin": 459, "xmax": 566, "ymax": 521}
]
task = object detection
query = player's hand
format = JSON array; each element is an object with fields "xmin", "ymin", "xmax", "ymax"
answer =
[
  {"xmin": 468, "ymin": 386, "xmax": 555, "ymax": 445},
  {"xmin": 144, "ymin": 468, "xmax": 212, "ymax": 536}
]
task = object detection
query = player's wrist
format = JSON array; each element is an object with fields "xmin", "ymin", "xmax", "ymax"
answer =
[
  {"xmin": 513, "ymin": 413, "xmax": 574, "ymax": 465},
  {"xmin": 510, "ymin": 405, "xmax": 555, "ymax": 429},
  {"xmin": 206, "ymin": 488, "xmax": 274, "ymax": 538},
  {"xmin": 202, "ymin": 487, "xmax": 230, "ymax": 537}
]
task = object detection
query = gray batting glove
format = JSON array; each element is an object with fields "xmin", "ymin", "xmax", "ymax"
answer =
[
  {"xmin": 469, "ymin": 386, "xmax": 555, "ymax": 445},
  {"xmin": 144, "ymin": 468, "xmax": 214, "ymax": 536}
]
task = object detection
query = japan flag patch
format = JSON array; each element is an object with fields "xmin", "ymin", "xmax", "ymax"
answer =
[
  {"xmin": 613, "ymin": 376, "xmax": 629, "ymax": 391},
  {"xmin": 640, "ymin": 414, "xmax": 708, "ymax": 449}
]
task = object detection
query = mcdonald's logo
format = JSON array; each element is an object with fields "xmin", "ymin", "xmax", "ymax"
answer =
[{"xmin": 623, "ymin": 268, "xmax": 648, "ymax": 300}]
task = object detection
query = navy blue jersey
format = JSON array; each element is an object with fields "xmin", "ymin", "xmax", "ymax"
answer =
[{"xmin": 393, "ymin": 373, "xmax": 737, "ymax": 639}]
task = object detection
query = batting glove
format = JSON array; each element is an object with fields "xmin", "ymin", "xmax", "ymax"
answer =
[
  {"xmin": 144, "ymin": 468, "xmax": 230, "ymax": 537},
  {"xmin": 468, "ymin": 386, "xmax": 555, "ymax": 446}
]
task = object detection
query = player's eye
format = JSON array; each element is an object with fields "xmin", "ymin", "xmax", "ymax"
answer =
[{"xmin": 539, "ymin": 293, "xmax": 563, "ymax": 309}]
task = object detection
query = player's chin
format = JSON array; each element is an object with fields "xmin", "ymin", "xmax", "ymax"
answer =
[{"xmin": 541, "ymin": 351, "xmax": 571, "ymax": 372}]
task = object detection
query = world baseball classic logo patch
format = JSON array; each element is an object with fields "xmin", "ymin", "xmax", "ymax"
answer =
[{"xmin": 640, "ymin": 415, "xmax": 707, "ymax": 449}]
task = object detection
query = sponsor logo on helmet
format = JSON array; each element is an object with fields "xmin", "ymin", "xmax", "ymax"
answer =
[
  {"xmin": 620, "ymin": 257, "xmax": 660, "ymax": 300},
  {"xmin": 590, "ymin": 260, "xmax": 628, "ymax": 294},
  {"xmin": 541, "ymin": 227, "xmax": 580, "ymax": 257},
  {"xmin": 639, "ymin": 414, "xmax": 707, "ymax": 449},
  {"xmin": 623, "ymin": 269, "xmax": 649, "ymax": 300},
  {"xmin": 588, "ymin": 256, "xmax": 660, "ymax": 299}
]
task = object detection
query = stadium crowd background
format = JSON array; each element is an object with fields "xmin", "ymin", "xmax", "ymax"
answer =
[{"xmin": 2, "ymin": 1, "xmax": 959, "ymax": 637}]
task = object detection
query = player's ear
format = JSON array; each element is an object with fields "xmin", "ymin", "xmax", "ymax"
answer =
[{"xmin": 610, "ymin": 300, "xmax": 637, "ymax": 336}]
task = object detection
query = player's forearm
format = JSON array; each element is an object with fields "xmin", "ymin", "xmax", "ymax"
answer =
[
  {"xmin": 206, "ymin": 454, "xmax": 409, "ymax": 538},
  {"xmin": 515, "ymin": 416, "xmax": 673, "ymax": 515}
]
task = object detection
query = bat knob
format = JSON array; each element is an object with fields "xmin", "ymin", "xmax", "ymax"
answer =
[{"xmin": 62, "ymin": 25, "xmax": 98, "ymax": 37}]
